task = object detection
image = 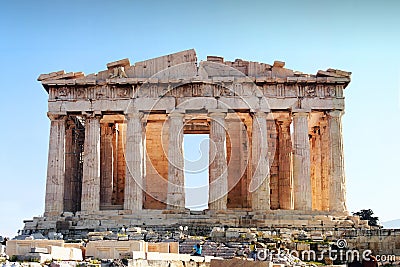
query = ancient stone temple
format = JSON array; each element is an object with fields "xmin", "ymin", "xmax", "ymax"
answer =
[{"xmin": 24, "ymin": 49, "xmax": 356, "ymax": 236}]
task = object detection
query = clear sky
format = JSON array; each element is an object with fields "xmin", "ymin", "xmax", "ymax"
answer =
[{"xmin": 1, "ymin": 0, "xmax": 399, "ymax": 237}]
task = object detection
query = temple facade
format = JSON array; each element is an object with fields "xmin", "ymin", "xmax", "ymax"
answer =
[{"xmin": 26, "ymin": 49, "xmax": 353, "ymax": 233}]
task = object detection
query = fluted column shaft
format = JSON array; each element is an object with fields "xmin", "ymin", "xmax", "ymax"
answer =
[
  {"xmin": 277, "ymin": 116, "xmax": 294, "ymax": 210},
  {"xmin": 124, "ymin": 112, "xmax": 145, "ymax": 211},
  {"xmin": 44, "ymin": 113, "xmax": 66, "ymax": 215},
  {"xmin": 292, "ymin": 111, "xmax": 312, "ymax": 210},
  {"xmin": 209, "ymin": 111, "xmax": 228, "ymax": 210},
  {"xmin": 251, "ymin": 112, "xmax": 270, "ymax": 211},
  {"xmin": 81, "ymin": 114, "xmax": 101, "ymax": 212},
  {"xmin": 320, "ymin": 118, "xmax": 330, "ymax": 211},
  {"xmin": 310, "ymin": 126, "xmax": 322, "ymax": 210},
  {"xmin": 328, "ymin": 110, "xmax": 347, "ymax": 213},
  {"xmin": 167, "ymin": 112, "xmax": 185, "ymax": 209}
]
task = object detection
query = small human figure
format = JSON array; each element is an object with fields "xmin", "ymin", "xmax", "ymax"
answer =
[
  {"xmin": 192, "ymin": 243, "xmax": 202, "ymax": 256},
  {"xmin": 249, "ymin": 241, "xmax": 257, "ymax": 261},
  {"xmin": 362, "ymin": 253, "xmax": 378, "ymax": 267},
  {"xmin": 80, "ymin": 240, "xmax": 88, "ymax": 259}
]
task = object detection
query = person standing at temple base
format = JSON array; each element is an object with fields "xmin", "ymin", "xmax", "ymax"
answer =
[
  {"xmin": 362, "ymin": 253, "xmax": 379, "ymax": 267},
  {"xmin": 192, "ymin": 243, "xmax": 202, "ymax": 256}
]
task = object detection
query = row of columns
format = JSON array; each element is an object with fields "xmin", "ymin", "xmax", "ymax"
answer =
[{"xmin": 44, "ymin": 109, "xmax": 347, "ymax": 216}]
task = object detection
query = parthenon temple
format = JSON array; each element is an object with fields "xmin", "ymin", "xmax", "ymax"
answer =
[{"xmin": 24, "ymin": 49, "xmax": 353, "ymax": 233}]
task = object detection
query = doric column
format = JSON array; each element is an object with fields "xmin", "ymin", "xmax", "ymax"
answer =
[
  {"xmin": 277, "ymin": 115, "xmax": 294, "ymax": 210},
  {"xmin": 310, "ymin": 126, "xmax": 322, "ymax": 210},
  {"xmin": 328, "ymin": 110, "xmax": 347, "ymax": 213},
  {"xmin": 320, "ymin": 118, "xmax": 330, "ymax": 211},
  {"xmin": 208, "ymin": 110, "xmax": 228, "ymax": 210},
  {"xmin": 292, "ymin": 111, "xmax": 312, "ymax": 210},
  {"xmin": 44, "ymin": 113, "xmax": 66, "ymax": 215},
  {"xmin": 81, "ymin": 114, "xmax": 101, "ymax": 212},
  {"xmin": 167, "ymin": 112, "xmax": 185, "ymax": 209},
  {"xmin": 124, "ymin": 112, "xmax": 145, "ymax": 211},
  {"xmin": 251, "ymin": 111, "xmax": 270, "ymax": 211}
]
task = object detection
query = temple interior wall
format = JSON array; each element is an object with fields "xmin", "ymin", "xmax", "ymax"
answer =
[
  {"xmin": 144, "ymin": 118, "xmax": 169, "ymax": 209},
  {"xmin": 226, "ymin": 116, "xmax": 249, "ymax": 209},
  {"xmin": 63, "ymin": 116, "xmax": 84, "ymax": 212}
]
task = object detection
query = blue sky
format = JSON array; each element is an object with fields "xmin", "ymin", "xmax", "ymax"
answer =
[{"xmin": 1, "ymin": 0, "xmax": 399, "ymax": 237}]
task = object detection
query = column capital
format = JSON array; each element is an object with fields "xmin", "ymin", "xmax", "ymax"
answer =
[
  {"xmin": 82, "ymin": 112, "xmax": 102, "ymax": 120},
  {"xmin": 252, "ymin": 111, "xmax": 268, "ymax": 118},
  {"xmin": 47, "ymin": 112, "xmax": 67, "ymax": 121},
  {"xmin": 327, "ymin": 110, "xmax": 344, "ymax": 118},
  {"xmin": 292, "ymin": 111, "xmax": 310, "ymax": 118}
]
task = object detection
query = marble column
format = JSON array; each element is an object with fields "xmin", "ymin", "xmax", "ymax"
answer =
[
  {"xmin": 251, "ymin": 111, "xmax": 270, "ymax": 211},
  {"xmin": 277, "ymin": 115, "xmax": 294, "ymax": 210},
  {"xmin": 167, "ymin": 112, "xmax": 185, "ymax": 209},
  {"xmin": 81, "ymin": 114, "xmax": 101, "ymax": 212},
  {"xmin": 44, "ymin": 113, "xmax": 66, "ymax": 215},
  {"xmin": 328, "ymin": 110, "xmax": 347, "ymax": 213},
  {"xmin": 292, "ymin": 111, "xmax": 312, "ymax": 210},
  {"xmin": 208, "ymin": 111, "xmax": 228, "ymax": 210},
  {"xmin": 310, "ymin": 126, "xmax": 322, "ymax": 210},
  {"xmin": 320, "ymin": 118, "xmax": 330, "ymax": 211},
  {"xmin": 124, "ymin": 112, "xmax": 145, "ymax": 211}
]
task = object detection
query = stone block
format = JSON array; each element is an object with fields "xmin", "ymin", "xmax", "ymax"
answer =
[
  {"xmin": 273, "ymin": 61, "xmax": 285, "ymax": 68},
  {"xmin": 70, "ymin": 247, "xmax": 84, "ymax": 261},
  {"xmin": 64, "ymin": 243, "xmax": 81, "ymax": 249},
  {"xmin": 107, "ymin": 58, "xmax": 130, "ymax": 69},
  {"xmin": 6, "ymin": 240, "xmax": 65, "ymax": 257},
  {"xmin": 23, "ymin": 252, "xmax": 53, "ymax": 263},
  {"xmin": 49, "ymin": 246, "xmax": 82, "ymax": 261},
  {"xmin": 86, "ymin": 240, "xmax": 145, "ymax": 259},
  {"xmin": 145, "ymin": 252, "xmax": 160, "ymax": 260},
  {"xmin": 156, "ymin": 253, "xmax": 191, "ymax": 261},
  {"xmin": 131, "ymin": 251, "xmax": 146, "ymax": 260},
  {"xmin": 189, "ymin": 255, "xmax": 204, "ymax": 262},
  {"xmin": 147, "ymin": 242, "xmax": 169, "ymax": 253},
  {"xmin": 169, "ymin": 242, "xmax": 179, "ymax": 253},
  {"xmin": 204, "ymin": 256, "xmax": 224, "ymax": 262},
  {"xmin": 226, "ymin": 230, "xmax": 241, "ymax": 239},
  {"xmin": 37, "ymin": 70, "xmax": 65, "ymax": 81},
  {"xmin": 30, "ymin": 247, "xmax": 48, "ymax": 253}
]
